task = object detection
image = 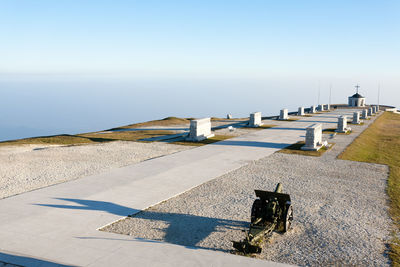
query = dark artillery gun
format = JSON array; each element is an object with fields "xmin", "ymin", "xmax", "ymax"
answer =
[{"xmin": 233, "ymin": 183, "xmax": 293, "ymax": 254}]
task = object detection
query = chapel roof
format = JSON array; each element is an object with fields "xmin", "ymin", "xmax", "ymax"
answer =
[{"xmin": 350, "ymin": 93, "xmax": 364, "ymax": 98}]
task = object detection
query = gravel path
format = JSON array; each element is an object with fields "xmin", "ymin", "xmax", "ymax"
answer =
[
  {"xmin": 0, "ymin": 141, "xmax": 190, "ymax": 199},
  {"xmin": 103, "ymin": 115, "xmax": 391, "ymax": 266}
]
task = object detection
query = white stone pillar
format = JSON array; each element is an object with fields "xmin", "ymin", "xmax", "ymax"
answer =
[
  {"xmin": 361, "ymin": 109, "xmax": 368, "ymax": 119},
  {"xmin": 279, "ymin": 109, "xmax": 289, "ymax": 120},
  {"xmin": 318, "ymin": 104, "xmax": 325, "ymax": 111},
  {"xmin": 310, "ymin": 105, "xmax": 316, "ymax": 114},
  {"xmin": 298, "ymin": 107, "xmax": 305, "ymax": 116},
  {"xmin": 301, "ymin": 123, "xmax": 323, "ymax": 151},
  {"xmin": 352, "ymin": 112, "xmax": 361, "ymax": 124},
  {"xmin": 186, "ymin": 118, "xmax": 214, "ymax": 142},
  {"xmin": 336, "ymin": 116, "xmax": 350, "ymax": 133},
  {"xmin": 249, "ymin": 112, "xmax": 263, "ymax": 127},
  {"xmin": 368, "ymin": 107, "xmax": 373, "ymax": 116}
]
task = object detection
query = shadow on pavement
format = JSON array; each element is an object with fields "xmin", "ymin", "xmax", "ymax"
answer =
[
  {"xmin": 35, "ymin": 198, "xmax": 247, "ymax": 252},
  {"xmin": 35, "ymin": 198, "xmax": 139, "ymax": 216},
  {"xmin": 0, "ymin": 252, "xmax": 73, "ymax": 267}
]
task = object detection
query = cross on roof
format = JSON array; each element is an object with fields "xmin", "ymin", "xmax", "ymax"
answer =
[{"xmin": 355, "ymin": 84, "xmax": 360, "ymax": 94}]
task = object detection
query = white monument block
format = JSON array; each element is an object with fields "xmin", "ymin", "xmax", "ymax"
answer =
[
  {"xmin": 368, "ymin": 107, "xmax": 373, "ymax": 116},
  {"xmin": 310, "ymin": 105, "xmax": 316, "ymax": 114},
  {"xmin": 298, "ymin": 107, "xmax": 305, "ymax": 116},
  {"xmin": 249, "ymin": 112, "xmax": 263, "ymax": 127},
  {"xmin": 227, "ymin": 114, "xmax": 232, "ymax": 119},
  {"xmin": 361, "ymin": 109, "xmax": 368, "ymax": 119},
  {"xmin": 186, "ymin": 118, "xmax": 214, "ymax": 142},
  {"xmin": 318, "ymin": 104, "xmax": 325, "ymax": 111},
  {"xmin": 301, "ymin": 123, "xmax": 323, "ymax": 151},
  {"xmin": 279, "ymin": 109, "xmax": 289, "ymax": 120},
  {"xmin": 336, "ymin": 116, "xmax": 351, "ymax": 133},
  {"xmin": 352, "ymin": 112, "xmax": 361, "ymax": 124}
]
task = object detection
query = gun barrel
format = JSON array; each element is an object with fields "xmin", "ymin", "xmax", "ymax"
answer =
[{"xmin": 274, "ymin": 183, "xmax": 282, "ymax": 193}]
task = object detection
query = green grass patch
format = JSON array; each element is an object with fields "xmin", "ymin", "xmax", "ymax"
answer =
[
  {"xmin": 246, "ymin": 124, "xmax": 277, "ymax": 130},
  {"xmin": 322, "ymin": 128, "xmax": 352, "ymax": 135},
  {"xmin": 339, "ymin": 112, "xmax": 400, "ymax": 266},
  {"xmin": 277, "ymin": 141, "xmax": 333, "ymax": 157},
  {"xmin": 275, "ymin": 118, "xmax": 300, "ymax": 121},
  {"xmin": 111, "ymin": 116, "xmax": 190, "ymax": 130},
  {"xmin": 81, "ymin": 130, "xmax": 175, "ymax": 142},
  {"xmin": 211, "ymin": 117, "xmax": 248, "ymax": 122},
  {"xmin": 172, "ymin": 135, "xmax": 233, "ymax": 146},
  {"xmin": 0, "ymin": 134, "xmax": 99, "ymax": 146},
  {"xmin": 0, "ymin": 130, "xmax": 176, "ymax": 147}
]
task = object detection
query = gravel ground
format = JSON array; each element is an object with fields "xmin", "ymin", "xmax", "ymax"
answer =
[
  {"xmin": 0, "ymin": 141, "xmax": 190, "ymax": 199},
  {"xmin": 103, "ymin": 115, "xmax": 392, "ymax": 266}
]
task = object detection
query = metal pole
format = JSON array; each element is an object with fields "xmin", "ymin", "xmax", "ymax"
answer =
[
  {"xmin": 318, "ymin": 82, "xmax": 320, "ymax": 105},
  {"xmin": 378, "ymin": 83, "xmax": 381, "ymax": 109}
]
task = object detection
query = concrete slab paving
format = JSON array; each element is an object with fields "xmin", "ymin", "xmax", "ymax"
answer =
[{"xmin": 0, "ymin": 109, "xmax": 364, "ymax": 267}]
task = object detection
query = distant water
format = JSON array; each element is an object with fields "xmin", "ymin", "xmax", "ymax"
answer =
[{"xmin": 0, "ymin": 76, "xmax": 397, "ymax": 142}]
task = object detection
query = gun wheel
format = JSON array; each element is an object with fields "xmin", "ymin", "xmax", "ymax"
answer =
[{"xmin": 284, "ymin": 205, "xmax": 293, "ymax": 232}]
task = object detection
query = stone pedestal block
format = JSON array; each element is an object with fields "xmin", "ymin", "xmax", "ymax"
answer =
[
  {"xmin": 279, "ymin": 109, "xmax": 289, "ymax": 120},
  {"xmin": 186, "ymin": 118, "xmax": 214, "ymax": 142},
  {"xmin": 249, "ymin": 112, "xmax": 263, "ymax": 127},
  {"xmin": 310, "ymin": 106, "xmax": 316, "ymax": 114},
  {"xmin": 352, "ymin": 112, "xmax": 361, "ymax": 124},
  {"xmin": 318, "ymin": 104, "xmax": 325, "ymax": 111},
  {"xmin": 368, "ymin": 107, "xmax": 373, "ymax": 116},
  {"xmin": 336, "ymin": 116, "xmax": 351, "ymax": 133},
  {"xmin": 301, "ymin": 123, "xmax": 323, "ymax": 151},
  {"xmin": 227, "ymin": 114, "xmax": 232, "ymax": 119},
  {"xmin": 298, "ymin": 107, "xmax": 305, "ymax": 116},
  {"xmin": 361, "ymin": 109, "xmax": 368, "ymax": 119}
]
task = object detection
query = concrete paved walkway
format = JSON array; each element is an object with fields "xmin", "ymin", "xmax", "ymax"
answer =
[{"xmin": 0, "ymin": 110, "xmax": 363, "ymax": 266}]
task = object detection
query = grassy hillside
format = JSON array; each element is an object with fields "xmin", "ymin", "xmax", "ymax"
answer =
[
  {"xmin": 0, "ymin": 117, "xmax": 234, "ymax": 147},
  {"xmin": 339, "ymin": 112, "xmax": 400, "ymax": 266},
  {"xmin": 110, "ymin": 116, "xmax": 190, "ymax": 130},
  {"xmin": 0, "ymin": 117, "xmax": 186, "ymax": 146}
]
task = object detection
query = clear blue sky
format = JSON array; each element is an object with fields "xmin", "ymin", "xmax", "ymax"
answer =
[{"xmin": 0, "ymin": 0, "xmax": 399, "ymax": 140}]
